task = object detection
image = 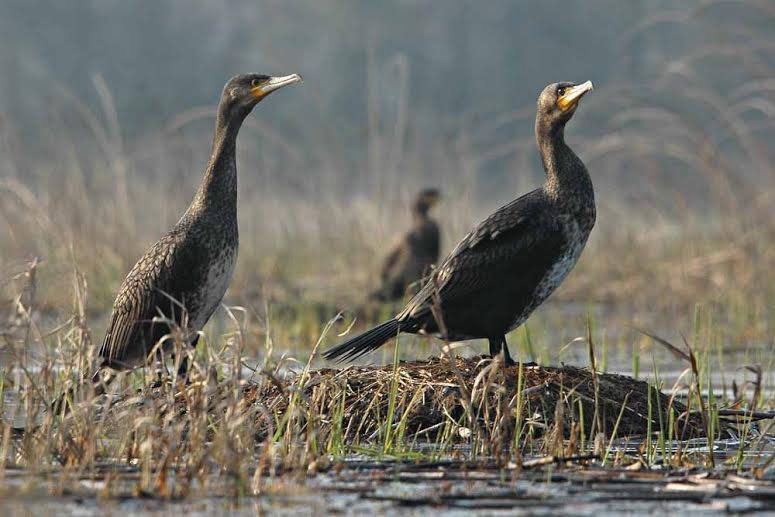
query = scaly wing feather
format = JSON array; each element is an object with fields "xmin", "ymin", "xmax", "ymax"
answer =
[{"xmin": 99, "ymin": 234, "xmax": 182, "ymax": 367}]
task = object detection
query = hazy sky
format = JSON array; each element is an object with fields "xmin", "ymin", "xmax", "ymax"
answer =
[{"xmin": 0, "ymin": 1, "xmax": 707, "ymax": 137}]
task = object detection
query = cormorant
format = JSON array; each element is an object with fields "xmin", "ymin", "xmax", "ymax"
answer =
[
  {"xmin": 370, "ymin": 188, "xmax": 441, "ymax": 301},
  {"xmin": 325, "ymin": 81, "xmax": 594, "ymax": 365},
  {"xmin": 95, "ymin": 73, "xmax": 301, "ymax": 381}
]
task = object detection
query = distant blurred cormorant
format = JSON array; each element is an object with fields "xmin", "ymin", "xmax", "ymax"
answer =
[{"xmin": 370, "ymin": 188, "xmax": 441, "ymax": 301}]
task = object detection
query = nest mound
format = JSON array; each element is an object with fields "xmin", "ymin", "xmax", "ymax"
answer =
[{"xmin": 244, "ymin": 356, "xmax": 708, "ymax": 443}]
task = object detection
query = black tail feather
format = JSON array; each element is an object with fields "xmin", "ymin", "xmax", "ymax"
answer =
[{"xmin": 323, "ymin": 319, "xmax": 401, "ymax": 362}]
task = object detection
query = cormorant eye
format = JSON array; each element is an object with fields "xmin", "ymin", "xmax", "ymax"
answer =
[
  {"xmin": 557, "ymin": 87, "xmax": 566, "ymax": 97},
  {"xmin": 251, "ymin": 79, "xmax": 262, "ymax": 87}
]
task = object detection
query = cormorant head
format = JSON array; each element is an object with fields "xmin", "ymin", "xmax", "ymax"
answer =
[
  {"xmin": 536, "ymin": 81, "xmax": 593, "ymax": 130},
  {"xmin": 218, "ymin": 73, "xmax": 302, "ymax": 124},
  {"xmin": 414, "ymin": 188, "xmax": 441, "ymax": 215}
]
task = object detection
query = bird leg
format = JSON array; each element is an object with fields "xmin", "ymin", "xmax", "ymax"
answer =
[
  {"xmin": 52, "ymin": 366, "xmax": 113, "ymax": 415},
  {"xmin": 149, "ymin": 346, "xmax": 170, "ymax": 387},
  {"xmin": 92, "ymin": 369, "xmax": 113, "ymax": 396},
  {"xmin": 176, "ymin": 356, "xmax": 189, "ymax": 377},
  {"xmin": 488, "ymin": 335, "xmax": 515, "ymax": 366},
  {"xmin": 175, "ymin": 335, "xmax": 199, "ymax": 383}
]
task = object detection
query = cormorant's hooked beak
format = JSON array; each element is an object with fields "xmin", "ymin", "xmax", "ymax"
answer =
[
  {"xmin": 251, "ymin": 74, "xmax": 303, "ymax": 99},
  {"xmin": 557, "ymin": 80, "xmax": 594, "ymax": 112}
]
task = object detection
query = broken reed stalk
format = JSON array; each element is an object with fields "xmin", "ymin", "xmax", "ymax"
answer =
[
  {"xmin": 428, "ymin": 275, "xmax": 481, "ymax": 452},
  {"xmin": 586, "ymin": 313, "xmax": 604, "ymax": 443},
  {"xmin": 603, "ymin": 390, "xmax": 631, "ymax": 466},
  {"xmin": 637, "ymin": 326, "xmax": 723, "ymax": 467}
]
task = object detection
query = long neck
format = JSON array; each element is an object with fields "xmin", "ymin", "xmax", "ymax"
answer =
[
  {"xmin": 412, "ymin": 204, "xmax": 429, "ymax": 223},
  {"xmin": 535, "ymin": 117, "xmax": 593, "ymax": 202},
  {"xmin": 189, "ymin": 107, "xmax": 245, "ymax": 215}
]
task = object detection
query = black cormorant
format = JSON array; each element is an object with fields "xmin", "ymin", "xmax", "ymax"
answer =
[
  {"xmin": 325, "ymin": 81, "xmax": 594, "ymax": 365},
  {"xmin": 370, "ymin": 188, "xmax": 441, "ymax": 301},
  {"xmin": 95, "ymin": 73, "xmax": 301, "ymax": 381}
]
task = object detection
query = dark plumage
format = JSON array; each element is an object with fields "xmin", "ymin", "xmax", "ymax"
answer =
[
  {"xmin": 370, "ymin": 188, "xmax": 441, "ymax": 301},
  {"xmin": 325, "ymin": 81, "xmax": 595, "ymax": 365},
  {"xmin": 96, "ymin": 73, "xmax": 301, "ymax": 377}
]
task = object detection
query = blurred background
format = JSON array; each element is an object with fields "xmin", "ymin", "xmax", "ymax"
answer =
[{"xmin": 0, "ymin": 0, "xmax": 772, "ymax": 364}]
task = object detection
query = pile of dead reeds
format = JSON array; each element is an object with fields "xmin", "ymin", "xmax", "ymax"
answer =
[{"xmin": 238, "ymin": 356, "xmax": 712, "ymax": 448}]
